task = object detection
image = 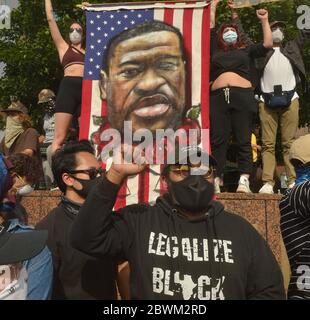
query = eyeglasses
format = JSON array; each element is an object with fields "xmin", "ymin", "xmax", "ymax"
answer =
[
  {"xmin": 70, "ymin": 28, "xmax": 82, "ymax": 34},
  {"xmin": 169, "ymin": 164, "xmax": 214, "ymax": 179},
  {"xmin": 68, "ymin": 167, "xmax": 105, "ymax": 180}
]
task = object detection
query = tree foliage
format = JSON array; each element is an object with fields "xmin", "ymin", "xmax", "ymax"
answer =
[
  {"xmin": 0, "ymin": 0, "xmax": 103, "ymax": 129},
  {"xmin": 0, "ymin": 0, "xmax": 310, "ymax": 130}
]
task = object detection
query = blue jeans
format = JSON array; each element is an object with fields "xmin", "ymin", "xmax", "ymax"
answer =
[{"xmin": 7, "ymin": 219, "xmax": 53, "ymax": 300}]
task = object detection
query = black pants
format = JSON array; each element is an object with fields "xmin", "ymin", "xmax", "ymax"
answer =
[
  {"xmin": 210, "ymin": 87, "xmax": 257, "ymax": 177},
  {"xmin": 56, "ymin": 76, "xmax": 82, "ymax": 132}
]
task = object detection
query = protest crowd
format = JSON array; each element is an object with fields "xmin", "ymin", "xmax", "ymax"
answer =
[{"xmin": 0, "ymin": 0, "xmax": 310, "ymax": 300}]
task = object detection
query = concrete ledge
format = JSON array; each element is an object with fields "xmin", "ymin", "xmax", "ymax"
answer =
[
  {"xmin": 22, "ymin": 191, "xmax": 289, "ymax": 286},
  {"xmin": 22, "ymin": 191, "xmax": 283, "ymax": 261},
  {"xmin": 217, "ymin": 193, "xmax": 283, "ymax": 263}
]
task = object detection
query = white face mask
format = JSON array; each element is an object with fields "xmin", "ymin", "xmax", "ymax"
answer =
[
  {"xmin": 0, "ymin": 265, "xmax": 28, "ymax": 300},
  {"xmin": 69, "ymin": 30, "xmax": 82, "ymax": 45},
  {"xmin": 272, "ymin": 28, "xmax": 284, "ymax": 43},
  {"xmin": 17, "ymin": 184, "xmax": 34, "ymax": 196}
]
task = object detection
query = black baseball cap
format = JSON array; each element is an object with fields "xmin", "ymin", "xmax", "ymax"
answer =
[
  {"xmin": 270, "ymin": 21, "xmax": 286, "ymax": 29},
  {"xmin": 0, "ymin": 225, "xmax": 48, "ymax": 265}
]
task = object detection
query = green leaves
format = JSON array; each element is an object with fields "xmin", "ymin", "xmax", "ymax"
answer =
[
  {"xmin": 1, "ymin": 0, "xmax": 310, "ymax": 130},
  {"xmin": 0, "ymin": 0, "xmax": 99, "ymax": 127}
]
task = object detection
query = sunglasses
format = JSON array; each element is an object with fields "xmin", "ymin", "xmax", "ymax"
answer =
[
  {"xmin": 169, "ymin": 164, "xmax": 214, "ymax": 179},
  {"xmin": 70, "ymin": 28, "xmax": 82, "ymax": 34},
  {"xmin": 68, "ymin": 167, "xmax": 105, "ymax": 180}
]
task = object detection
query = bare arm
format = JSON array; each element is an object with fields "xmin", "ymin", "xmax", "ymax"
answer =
[
  {"xmin": 256, "ymin": 9, "xmax": 273, "ymax": 49},
  {"xmin": 210, "ymin": 0, "xmax": 221, "ymax": 29},
  {"xmin": 45, "ymin": 0, "xmax": 67, "ymax": 55},
  {"xmin": 228, "ymin": 0, "xmax": 254, "ymax": 46}
]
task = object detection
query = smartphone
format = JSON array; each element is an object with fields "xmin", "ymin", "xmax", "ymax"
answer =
[{"xmin": 274, "ymin": 85, "xmax": 283, "ymax": 95}]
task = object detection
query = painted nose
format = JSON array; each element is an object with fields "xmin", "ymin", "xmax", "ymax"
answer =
[{"xmin": 134, "ymin": 69, "xmax": 165, "ymax": 95}]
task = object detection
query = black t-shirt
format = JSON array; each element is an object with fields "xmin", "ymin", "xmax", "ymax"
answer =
[{"xmin": 210, "ymin": 29, "xmax": 269, "ymax": 84}]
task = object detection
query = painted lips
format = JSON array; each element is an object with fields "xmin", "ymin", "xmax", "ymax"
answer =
[{"xmin": 133, "ymin": 95, "xmax": 171, "ymax": 118}]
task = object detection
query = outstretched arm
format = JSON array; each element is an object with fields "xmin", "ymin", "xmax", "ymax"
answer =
[
  {"xmin": 210, "ymin": 0, "xmax": 221, "ymax": 56},
  {"xmin": 256, "ymin": 9, "xmax": 273, "ymax": 48},
  {"xmin": 228, "ymin": 0, "xmax": 254, "ymax": 46},
  {"xmin": 210, "ymin": 0, "xmax": 221, "ymax": 29},
  {"xmin": 45, "ymin": 0, "xmax": 67, "ymax": 55}
]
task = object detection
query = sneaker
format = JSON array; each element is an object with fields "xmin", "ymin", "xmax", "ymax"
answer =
[
  {"xmin": 236, "ymin": 176, "xmax": 252, "ymax": 193},
  {"xmin": 214, "ymin": 177, "xmax": 221, "ymax": 194},
  {"xmin": 259, "ymin": 183, "xmax": 274, "ymax": 194}
]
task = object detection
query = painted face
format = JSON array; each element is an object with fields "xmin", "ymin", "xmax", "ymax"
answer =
[{"xmin": 101, "ymin": 31, "xmax": 186, "ymax": 133}]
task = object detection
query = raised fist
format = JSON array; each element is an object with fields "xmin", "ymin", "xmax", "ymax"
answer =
[
  {"xmin": 227, "ymin": 0, "xmax": 235, "ymax": 10},
  {"xmin": 256, "ymin": 9, "xmax": 269, "ymax": 21}
]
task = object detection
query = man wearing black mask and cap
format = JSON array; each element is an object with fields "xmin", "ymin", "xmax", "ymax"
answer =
[
  {"xmin": 70, "ymin": 144, "xmax": 285, "ymax": 300},
  {"xmin": 36, "ymin": 140, "xmax": 118, "ymax": 300}
]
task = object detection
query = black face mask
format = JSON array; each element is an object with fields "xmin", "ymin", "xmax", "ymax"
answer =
[
  {"xmin": 43, "ymin": 100, "xmax": 56, "ymax": 116},
  {"xmin": 168, "ymin": 175, "xmax": 214, "ymax": 213},
  {"xmin": 71, "ymin": 176, "xmax": 102, "ymax": 199}
]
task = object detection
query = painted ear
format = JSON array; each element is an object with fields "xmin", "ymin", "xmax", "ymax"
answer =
[{"xmin": 99, "ymin": 70, "xmax": 108, "ymax": 100}]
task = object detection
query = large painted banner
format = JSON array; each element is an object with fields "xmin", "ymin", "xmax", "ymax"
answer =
[
  {"xmin": 80, "ymin": 1, "xmax": 211, "ymax": 208},
  {"xmin": 234, "ymin": 0, "xmax": 282, "ymax": 8}
]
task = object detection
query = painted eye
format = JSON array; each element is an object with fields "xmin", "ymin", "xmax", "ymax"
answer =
[
  {"xmin": 120, "ymin": 68, "xmax": 141, "ymax": 78},
  {"xmin": 156, "ymin": 61, "xmax": 178, "ymax": 71}
]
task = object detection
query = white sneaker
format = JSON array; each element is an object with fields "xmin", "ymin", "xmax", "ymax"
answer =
[
  {"xmin": 236, "ymin": 176, "xmax": 251, "ymax": 193},
  {"xmin": 214, "ymin": 177, "xmax": 221, "ymax": 194},
  {"xmin": 259, "ymin": 183, "xmax": 274, "ymax": 194}
]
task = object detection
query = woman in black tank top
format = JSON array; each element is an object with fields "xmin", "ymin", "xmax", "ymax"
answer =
[
  {"xmin": 45, "ymin": 0, "xmax": 85, "ymax": 153},
  {"xmin": 209, "ymin": 0, "xmax": 272, "ymax": 194}
]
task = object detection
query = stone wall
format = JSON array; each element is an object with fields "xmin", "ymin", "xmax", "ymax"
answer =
[{"xmin": 22, "ymin": 191, "xmax": 290, "ymax": 286}]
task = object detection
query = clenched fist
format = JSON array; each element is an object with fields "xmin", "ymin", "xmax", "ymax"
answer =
[{"xmin": 256, "ymin": 9, "xmax": 269, "ymax": 21}]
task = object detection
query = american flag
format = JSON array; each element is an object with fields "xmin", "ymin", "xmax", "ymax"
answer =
[{"xmin": 80, "ymin": 1, "xmax": 211, "ymax": 209}]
